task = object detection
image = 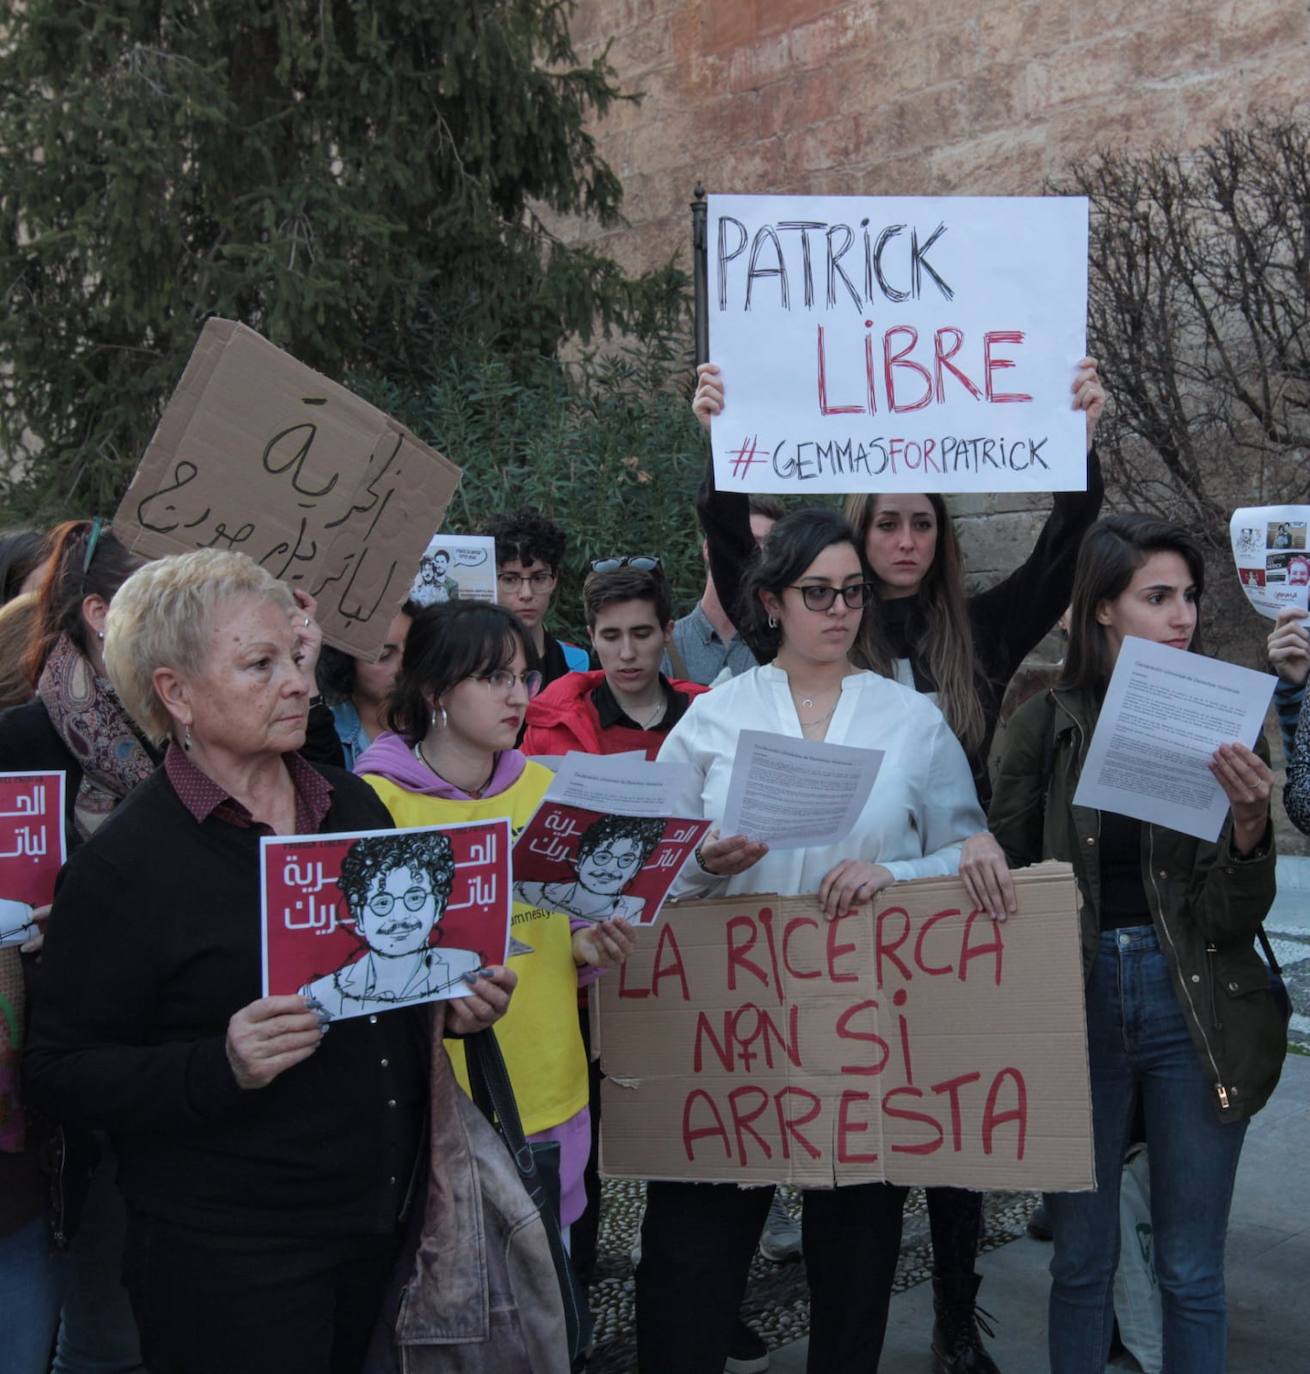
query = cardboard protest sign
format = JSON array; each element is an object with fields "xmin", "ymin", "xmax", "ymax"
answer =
[
  {"xmin": 409, "ymin": 533, "xmax": 497, "ymax": 607},
  {"xmin": 261, "ymin": 820, "xmax": 509, "ymax": 1022},
  {"xmin": 113, "ymin": 320, "xmax": 462, "ymax": 659},
  {"xmin": 0, "ymin": 772, "xmax": 65, "ymax": 949},
  {"xmin": 1231, "ymin": 505, "xmax": 1310, "ymax": 619},
  {"xmin": 707, "ymin": 193, "xmax": 1088, "ymax": 494},
  {"xmin": 512, "ymin": 802, "xmax": 709, "ymax": 926},
  {"xmin": 596, "ymin": 863, "xmax": 1094, "ymax": 1191}
]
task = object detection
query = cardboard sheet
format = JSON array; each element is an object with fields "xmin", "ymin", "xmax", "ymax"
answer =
[{"xmin": 596, "ymin": 863, "xmax": 1093, "ymax": 1191}]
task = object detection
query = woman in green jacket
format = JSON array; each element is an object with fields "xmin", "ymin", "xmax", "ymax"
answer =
[{"xmin": 989, "ymin": 513, "xmax": 1286, "ymax": 1374}]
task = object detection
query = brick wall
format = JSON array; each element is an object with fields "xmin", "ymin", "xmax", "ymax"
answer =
[{"xmin": 559, "ymin": 0, "xmax": 1310, "ymax": 582}]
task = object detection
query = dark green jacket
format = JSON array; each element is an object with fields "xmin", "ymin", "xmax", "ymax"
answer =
[{"xmin": 990, "ymin": 685, "xmax": 1287, "ymax": 1124}]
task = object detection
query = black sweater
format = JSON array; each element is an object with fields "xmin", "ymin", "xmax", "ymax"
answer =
[
  {"xmin": 698, "ymin": 447, "xmax": 1105, "ymax": 802},
  {"xmin": 23, "ymin": 765, "xmax": 428, "ymax": 1238}
]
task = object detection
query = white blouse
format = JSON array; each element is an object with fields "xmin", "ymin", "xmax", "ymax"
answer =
[{"xmin": 659, "ymin": 664, "xmax": 985, "ymax": 902}]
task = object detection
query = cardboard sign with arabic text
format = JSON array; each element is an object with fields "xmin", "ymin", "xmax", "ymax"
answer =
[
  {"xmin": 595, "ymin": 863, "xmax": 1093, "ymax": 1191},
  {"xmin": 113, "ymin": 320, "xmax": 462, "ymax": 659}
]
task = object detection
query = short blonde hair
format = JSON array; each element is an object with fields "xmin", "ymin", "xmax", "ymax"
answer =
[{"xmin": 104, "ymin": 549, "xmax": 294, "ymax": 742}]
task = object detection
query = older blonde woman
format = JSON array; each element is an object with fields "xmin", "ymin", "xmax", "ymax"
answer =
[{"xmin": 24, "ymin": 550, "xmax": 515, "ymax": 1374}]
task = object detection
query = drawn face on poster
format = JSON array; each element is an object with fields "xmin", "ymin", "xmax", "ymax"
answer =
[
  {"xmin": 263, "ymin": 820, "xmax": 509, "ymax": 1021},
  {"xmin": 408, "ymin": 533, "xmax": 497, "ymax": 608},
  {"xmin": 512, "ymin": 804, "xmax": 709, "ymax": 926}
]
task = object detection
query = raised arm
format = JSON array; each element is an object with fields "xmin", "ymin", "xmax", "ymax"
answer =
[
  {"xmin": 968, "ymin": 358, "xmax": 1107, "ymax": 682},
  {"xmin": 693, "ymin": 364, "xmax": 769, "ymax": 661}
]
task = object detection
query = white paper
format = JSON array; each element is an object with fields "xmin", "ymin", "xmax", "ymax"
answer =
[
  {"xmin": 1230, "ymin": 505, "xmax": 1310, "ymax": 620},
  {"xmin": 708, "ymin": 193, "xmax": 1088, "ymax": 494},
  {"xmin": 546, "ymin": 752, "xmax": 689, "ymax": 818},
  {"xmin": 1071, "ymin": 637, "xmax": 1276, "ymax": 842},
  {"xmin": 718, "ymin": 729, "xmax": 884, "ymax": 849},
  {"xmin": 409, "ymin": 533, "xmax": 497, "ymax": 606},
  {"xmin": 0, "ymin": 897, "xmax": 35, "ymax": 949}
]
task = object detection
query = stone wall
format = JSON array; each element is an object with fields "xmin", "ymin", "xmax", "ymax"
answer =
[{"xmin": 559, "ymin": 0, "xmax": 1310, "ymax": 583}]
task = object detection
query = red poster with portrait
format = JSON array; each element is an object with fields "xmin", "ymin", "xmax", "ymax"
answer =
[
  {"xmin": 261, "ymin": 819, "xmax": 510, "ymax": 1022},
  {"xmin": 0, "ymin": 772, "xmax": 66, "ymax": 948},
  {"xmin": 511, "ymin": 802, "xmax": 709, "ymax": 927}
]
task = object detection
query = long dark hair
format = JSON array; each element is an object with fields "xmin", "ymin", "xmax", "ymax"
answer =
[
  {"xmin": 388, "ymin": 602, "xmax": 529, "ymax": 743},
  {"xmin": 1061, "ymin": 513, "xmax": 1206, "ymax": 698},
  {"xmin": 844, "ymin": 492, "xmax": 985, "ymax": 755},
  {"xmin": 740, "ymin": 507, "xmax": 868, "ymax": 661},
  {"xmin": 24, "ymin": 519, "xmax": 139, "ymax": 686}
]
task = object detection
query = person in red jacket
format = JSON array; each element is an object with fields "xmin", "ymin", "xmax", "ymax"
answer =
[{"xmin": 523, "ymin": 564, "xmax": 707, "ymax": 762}]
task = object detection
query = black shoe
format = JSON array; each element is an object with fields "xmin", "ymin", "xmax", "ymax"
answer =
[
  {"xmin": 724, "ymin": 1318, "xmax": 769, "ymax": 1373},
  {"xmin": 931, "ymin": 1272, "xmax": 1000, "ymax": 1374},
  {"xmin": 1026, "ymin": 1200, "xmax": 1053, "ymax": 1242}
]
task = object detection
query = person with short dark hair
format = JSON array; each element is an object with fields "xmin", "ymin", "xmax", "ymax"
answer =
[
  {"xmin": 483, "ymin": 510, "xmax": 588, "ymax": 686},
  {"xmin": 665, "ymin": 495, "xmax": 782, "ymax": 686},
  {"xmin": 522, "ymin": 565, "xmax": 707, "ymax": 761}
]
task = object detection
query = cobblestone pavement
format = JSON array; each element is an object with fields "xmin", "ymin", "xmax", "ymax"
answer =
[{"xmin": 585, "ymin": 1183, "xmax": 1041, "ymax": 1373}]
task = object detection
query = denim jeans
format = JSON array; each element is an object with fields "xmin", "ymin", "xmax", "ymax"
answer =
[
  {"xmin": 0, "ymin": 1213, "xmax": 64, "ymax": 1374},
  {"xmin": 1047, "ymin": 926, "xmax": 1247, "ymax": 1374}
]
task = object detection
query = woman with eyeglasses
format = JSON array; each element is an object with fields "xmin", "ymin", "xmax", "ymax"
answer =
[
  {"xmin": 355, "ymin": 601, "xmax": 637, "ymax": 1243},
  {"xmin": 635, "ymin": 507, "xmax": 986, "ymax": 1374},
  {"xmin": 692, "ymin": 358, "xmax": 1105, "ymax": 1371},
  {"xmin": 483, "ymin": 510, "xmax": 590, "ymax": 687}
]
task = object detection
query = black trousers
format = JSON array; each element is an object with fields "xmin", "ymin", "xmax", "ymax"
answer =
[
  {"xmin": 636, "ymin": 1177, "xmax": 909, "ymax": 1373},
  {"xmin": 926, "ymin": 1186, "xmax": 983, "ymax": 1278},
  {"xmin": 122, "ymin": 1213, "xmax": 399, "ymax": 1374}
]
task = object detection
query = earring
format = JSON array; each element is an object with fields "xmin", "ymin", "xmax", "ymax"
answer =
[
  {"xmin": 431, "ymin": 705, "xmax": 447, "ymax": 730},
  {"xmin": 95, "ymin": 630, "xmax": 104, "ymax": 642},
  {"xmin": 767, "ymin": 616, "xmax": 778, "ymax": 630},
  {"xmin": 183, "ymin": 723, "xmax": 192, "ymax": 751}
]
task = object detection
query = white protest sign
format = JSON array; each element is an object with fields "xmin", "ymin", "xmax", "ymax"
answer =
[
  {"xmin": 409, "ymin": 533, "xmax": 497, "ymax": 606},
  {"xmin": 708, "ymin": 194, "xmax": 1088, "ymax": 494},
  {"xmin": 1230, "ymin": 505, "xmax": 1310, "ymax": 619},
  {"xmin": 1071, "ymin": 637, "xmax": 1276, "ymax": 843}
]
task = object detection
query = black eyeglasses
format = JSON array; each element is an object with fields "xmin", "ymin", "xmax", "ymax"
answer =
[
  {"xmin": 787, "ymin": 581, "xmax": 875, "ymax": 612},
  {"xmin": 589, "ymin": 554, "xmax": 661, "ymax": 574},
  {"xmin": 367, "ymin": 886, "xmax": 433, "ymax": 917}
]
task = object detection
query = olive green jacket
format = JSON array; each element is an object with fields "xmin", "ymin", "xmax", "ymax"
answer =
[{"xmin": 990, "ymin": 685, "xmax": 1287, "ymax": 1123}]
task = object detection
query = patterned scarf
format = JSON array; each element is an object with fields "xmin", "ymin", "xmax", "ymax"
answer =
[{"xmin": 37, "ymin": 634, "xmax": 156, "ymax": 841}]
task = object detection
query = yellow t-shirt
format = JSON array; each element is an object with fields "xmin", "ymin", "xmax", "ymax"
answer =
[{"xmin": 362, "ymin": 763, "xmax": 588, "ymax": 1136}]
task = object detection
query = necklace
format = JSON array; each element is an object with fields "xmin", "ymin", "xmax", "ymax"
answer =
[
  {"xmin": 413, "ymin": 740, "xmax": 494, "ymax": 798},
  {"xmin": 632, "ymin": 701, "xmax": 665, "ymax": 730}
]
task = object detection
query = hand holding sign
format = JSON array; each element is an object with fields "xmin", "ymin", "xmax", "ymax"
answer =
[{"xmin": 1267, "ymin": 607, "xmax": 1310, "ymax": 686}]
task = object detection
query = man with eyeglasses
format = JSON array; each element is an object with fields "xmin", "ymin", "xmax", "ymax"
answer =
[
  {"xmin": 299, "ymin": 830, "xmax": 481, "ymax": 1020},
  {"xmin": 483, "ymin": 510, "xmax": 589, "ymax": 687}
]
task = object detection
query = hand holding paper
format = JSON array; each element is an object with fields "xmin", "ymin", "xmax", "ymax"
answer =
[
  {"xmin": 1267, "ymin": 607, "xmax": 1310, "ymax": 686},
  {"xmin": 1071, "ymin": 636, "xmax": 1276, "ymax": 842},
  {"xmin": 1208, "ymin": 743, "xmax": 1274, "ymax": 854}
]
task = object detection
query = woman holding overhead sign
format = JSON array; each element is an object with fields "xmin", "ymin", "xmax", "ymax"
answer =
[
  {"xmin": 988, "ymin": 514, "xmax": 1285, "ymax": 1374},
  {"xmin": 635, "ymin": 506, "xmax": 985, "ymax": 1374}
]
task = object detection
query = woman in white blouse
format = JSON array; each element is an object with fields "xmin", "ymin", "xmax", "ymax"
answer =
[{"xmin": 635, "ymin": 507, "xmax": 986, "ymax": 1374}]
